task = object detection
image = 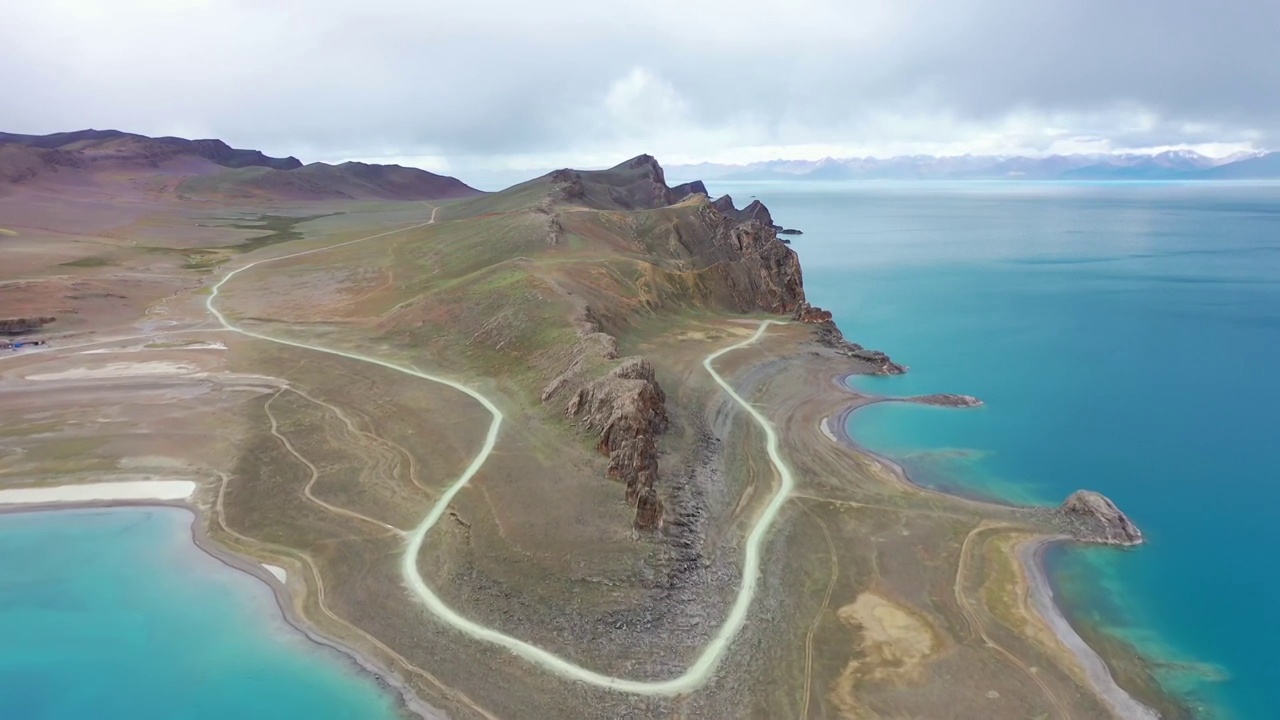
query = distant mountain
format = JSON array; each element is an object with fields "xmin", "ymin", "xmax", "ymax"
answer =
[
  {"xmin": 671, "ymin": 151, "xmax": 1280, "ymax": 182},
  {"xmin": 0, "ymin": 129, "xmax": 482, "ymax": 200},
  {"xmin": 0, "ymin": 129, "xmax": 302, "ymax": 171},
  {"xmin": 1195, "ymin": 152, "xmax": 1280, "ymax": 179},
  {"xmin": 178, "ymin": 161, "xmax": 480, "ymax": 201}
]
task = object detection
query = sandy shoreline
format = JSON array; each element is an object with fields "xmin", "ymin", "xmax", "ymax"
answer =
[
  {"xmin": 827, "ymin": 373, "xmax": 1161, "ymax": 719},
  {"xmin": 0, "ymin": 487, "xmax": 444, "ymax": 720},
  {"xmin": 1019, "ymin": 538, "xmax": 1161, "ymax": 719},
  {"xmin": 0, "ymin": 479, "xmax": 197, "ymax": 505}
]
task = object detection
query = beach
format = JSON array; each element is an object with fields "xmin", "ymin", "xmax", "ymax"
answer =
[{"xmin": 1019, "ymin": 538, "xmax": 1161, "ymax": 720}]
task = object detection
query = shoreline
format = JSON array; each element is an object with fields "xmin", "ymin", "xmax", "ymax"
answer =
[
  {"xmin": 827, "ymin": 379, "xmax": 1012, "ymax": 509},
  {"xmin": 0, "ymin": 489, "xmax": 443, "ymax": 720},
  {"xmin": 1019, "ymin": 537, "xmax": 1161, "ymax": 719},
  {"xmin": 826, "ymin": 373, "xmax": 1163, "ymax": 719}
]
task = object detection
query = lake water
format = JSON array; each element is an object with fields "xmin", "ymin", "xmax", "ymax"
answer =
[
  {"xmin": 703, "ymin": 180, "xmax": 1280, "ymax": 719},
  {"xmin": 0, "ymin": 507, "xmax": 402, "ymax": 719}
]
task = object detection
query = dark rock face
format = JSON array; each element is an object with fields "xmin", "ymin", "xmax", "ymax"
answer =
[
  {"xmin": 566, "ymin": 357, "xmax": 670, "ymax": 530},
  {"xmin": 1058, "ymin": 491, "xmax": 1144, "ymax": 545},
  {"xmin": 707, "ymin": 194, "xmax": 798, "ymax": 233},
  {"xmin": 712, "ymin": 194, "xmax": 738, "ymax": 217},
  {"xmin": 713, "ymin": 219, "xmax": 806, "ymax": 314},
  {"xmin": 740, "ymin": 199, "xmax": 775, "ymax": 229},
  {"xmin": 671, "ymin": 180, "xmax": 708, "ymax": 200}
]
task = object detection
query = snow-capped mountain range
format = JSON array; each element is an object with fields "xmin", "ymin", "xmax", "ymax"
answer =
[{"xmin": 671, "ymin": 150, "xmax": 1280, "ymax": 181}]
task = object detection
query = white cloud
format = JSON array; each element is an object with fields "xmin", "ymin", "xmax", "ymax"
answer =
[{"xmin": 2, "ymin": 0, "xmax": 1276, "ymax": 172}]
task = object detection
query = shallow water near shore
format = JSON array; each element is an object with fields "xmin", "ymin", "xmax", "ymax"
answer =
[
  {"xmin": 697, "ymin": 179, "xmax": 1280, "ymax": 718},
  {"xmin": 0, "ymin": 507, "xmax": 402, "ymax": 719}
]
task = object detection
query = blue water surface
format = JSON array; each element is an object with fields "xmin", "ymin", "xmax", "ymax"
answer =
[
  {"xmin": 0, "ymin": 508, "xmax": 401, "ymax": 719},
  {"xmin": 703, "ymin": 180, "xmax": 1280, "ymax": 719}
]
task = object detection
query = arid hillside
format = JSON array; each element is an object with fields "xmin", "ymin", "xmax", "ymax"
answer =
[
  {"xmin": 0, "ymin": 129, "xmax": 481, "ymax": 201},
  {"xmin": 0, "ymin": 149, "xmax": 1173, "ymax": 720}
]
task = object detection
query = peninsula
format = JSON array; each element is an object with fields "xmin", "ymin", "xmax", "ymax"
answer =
[{"xmin": 0, "ymin": 131, "xmax": 1175, "ymax": 719}]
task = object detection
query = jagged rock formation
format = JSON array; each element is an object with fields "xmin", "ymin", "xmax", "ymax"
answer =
[
  {"xmin": 550, "ymin": 155, "xmax": 675, "ymax": 210},
  {"xmin": 671, "ymin": 180, "xmax": 708, "ymax": 200},
  {"xmin": 535, "ymin": 155, "xmax": 900, "ymax": 530},
  {"xmin": 710, "ymin": 194, "xmax": 803, "ymax": 234},
  {"xmin": 0, "ymin": 316, "xmax": 55, "ymax": 335},
  {"xmin": 1058, "ymin": 491, "xmax": 1144, "ymax": 546},
  {"xmin": 793, "ymin": 302, "xmax": 905, "ymax": 374},
  {"xmin": 695, "ymin": 213, "xmax": 806, "ymax": 314},
  {"xmin": 566, "ymin": 358, "xmax": 670, "ymax": 530}
]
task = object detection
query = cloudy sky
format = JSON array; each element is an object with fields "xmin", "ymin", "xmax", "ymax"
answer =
[{"xmin": 3, "ymin": 0, "xmax": 1277, "ymax": 181}]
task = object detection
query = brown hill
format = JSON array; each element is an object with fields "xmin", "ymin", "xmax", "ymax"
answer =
[
  {"xmin": 0, "ymin": 129, "xmax": 481, "ymax": 201},
  {"xmin": 178, "ymin": 161, "xmax": 481, "ymax": 201},
  {"xmin": 0, "ymin": 129, "xmax": 302, "ymax": 171}
]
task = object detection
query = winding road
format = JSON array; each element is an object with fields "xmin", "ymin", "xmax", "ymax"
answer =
[{"xmin": 205, "ymin": 208, "xmax": 796, "ymax": 695}]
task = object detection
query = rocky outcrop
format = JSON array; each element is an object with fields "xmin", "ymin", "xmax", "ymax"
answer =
[
  {"xmin": 708, "ymin": 194, "xmax": 801, "ymax": 234},
  {"xmin": 740, "ymin": 199, "xmax": 775, "ymax": 229},
  {"xmin": 793, "ymin": 303, "xmax": 833, "ymax": 324},
  {"xmin": 1057, "ymin": 491, "xmax": 1144, "ymax": 546},
  {"xmin": 549, "ymin": 156, "xmax": 678, "ymax": 210},
  {"xmin": 566, "ymin": 357, "xmax": 670, "ymax": 530},
  {"xmin": 671, "ymin": 180, "xmax": 708, "ymax": 200},
  {"xmin": 712, "ymin": 194, "xmax": 738, "ymax": 217},
  {"xmin": 712, "ymin": 219, "xmax": 806, "ymax": 313},
  {"xmin": 0, "ymin": 316, "xmax": 55, "ymax": 335},
  {"xmin": 792, "ymin": 302, "xmax": 905, "ymax": 374}
]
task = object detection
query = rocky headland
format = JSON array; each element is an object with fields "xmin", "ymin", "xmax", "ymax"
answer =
[
  {"xmin": 1053, "ymin": 490, "xmax": 1145, "ymax": 546},
  {"xmin": 538, "ymin": 156, "xmax": 904, "ymax": 531}
]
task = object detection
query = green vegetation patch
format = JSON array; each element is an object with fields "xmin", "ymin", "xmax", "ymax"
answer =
[
  {"xmin": 59, "ymin": 255, "xmax": 115, "ymax": 268},
  {"xmin": 0, "ymin": 228, "xmax": 17, "ymax": 237},
  {"xmin": 210, "ymin": 213, "xmax": 339, "ymax": 254}
]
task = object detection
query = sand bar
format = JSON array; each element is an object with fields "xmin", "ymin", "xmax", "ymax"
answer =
[{"xmin": 0, "ymin": 480, "xmax": 197, "ymax": 505}]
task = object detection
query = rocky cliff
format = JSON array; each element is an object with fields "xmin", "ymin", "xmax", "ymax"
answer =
[
  {"xmin": 671, "ymin": 180, "xmax": 708, "ymax": 200},
  {"xmin": 540, "ymin": 156, "xmax": 900, "ymax": 530}
]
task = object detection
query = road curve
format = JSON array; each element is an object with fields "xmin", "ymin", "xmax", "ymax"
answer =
[{"xmin": 207, "ymin": 210, "xmax": 794, "ymax": 695}]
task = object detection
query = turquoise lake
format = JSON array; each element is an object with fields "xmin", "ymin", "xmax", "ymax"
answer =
[
  {"xmin": 700, "ymin": 180, "xmax": 1279, "ymax": 719},
  {"xmin": 0, "ymin": 508, "xmax": 402, "ymax": 719}
]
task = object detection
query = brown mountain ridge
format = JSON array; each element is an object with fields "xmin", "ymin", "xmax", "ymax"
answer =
[{"xmin": 0, "ymin": 128, "xmax": 481, "ymax": 201}]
